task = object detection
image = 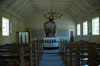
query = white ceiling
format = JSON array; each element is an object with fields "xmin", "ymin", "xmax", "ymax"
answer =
[{"xmin": 0, "ymin": 0, "xmax": 100, "ymax": 19}]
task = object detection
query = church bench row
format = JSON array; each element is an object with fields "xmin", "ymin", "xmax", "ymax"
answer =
[
  {"xmin": 59, "ymin": 40, "xmax": 100, "ymax": 66},
  {"xmin": 0, "ymin": 43, "xmax": 31, "ymax": 66},
  {"xmin": 95, "ymin": 44, "xmax": 100, "ymax": 65},
  {"xmin": 0, "ymin": 44, "xmax": 29, "ymax": 66},
  {"xmin": 0, "ymin": 41, "xmax": 43, "ymax": 66}
]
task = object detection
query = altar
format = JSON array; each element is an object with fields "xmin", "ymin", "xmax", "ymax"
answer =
[{"xmin": 43, "ymin": 37, "xmax": 59, "ymax": 48}]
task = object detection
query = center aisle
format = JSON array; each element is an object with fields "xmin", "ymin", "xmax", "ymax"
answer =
[{"xmin": 39, "ymin": 49, "xmax": 65, "ymax": 66}]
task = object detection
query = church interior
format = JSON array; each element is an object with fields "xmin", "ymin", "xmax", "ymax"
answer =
[{"xmin": 0, "ymin": 0, "xmax": 100, "ymax": 66}]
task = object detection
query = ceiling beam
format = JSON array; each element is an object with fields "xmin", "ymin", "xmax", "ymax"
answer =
[
  {"xmin": 18, "ymin": 4, "xmax": 31, "ymax": 15},
  {"xmin": 34, "ymin": 7, "xmax": 66, "ymax": 10},
  {"xmin": 14, "ymin": 0, "xmax": 29, "ymax": 11},
  {"xmin": 71, "ymin": 4, "xmax": 83, "ymax": 15},
  {"xmin": 0, "ymin": 5, "xmax": 24, "ymax": 21},
  {"xmin": 23, "ymin": 10, "xmax": 33, "ymax": 18},
  {"xmin": 65, "ymin": 9, "xmax": 77, "ymax": 19},
  {"xmin": 70, "ymin": 5, "xmax": 82, "ymax": 16},
  {"xmin": 33, "ymin": 5, "xmax": 68, "ymax": 8},
  {"xmin": 67, "ymin": 7, "xmax": 79, "ymax": 17},
  {"xmin": 28, "ymin": 0, "xmax": 35, "ymax": 12},
  {"xmin": 12, "ymin": 0, "xmax": 25, "ymax": 10},
  {"xmin": 34, "ymin": 4, "xmax": 69, "ymax": 6},
  {"xmin": 72, "ymin": 3, "xmax": 85, "ymax": 13},
  {"xmin": 55, "ymin": 0, "xmax": 71, "ymax": 2},
  {"xmin": 82, "ymin": 4, "xmax": 100, "ymax": 18},
  {"xmin": 73, "ymin": 1, "xmax": 87, "ymax": 12},
  {"xmin": 54, "ymin": 0, "xmax": 71, "ymax": 3},
  {"xmin": 74, "ymin": 0, "xmax": 88, "ymax": 10},
  {"xmin": 88, "ymin": 0, "xmax": 99, "ymax": 4},
  {"xmin": 7, "ymin": 0, "xmax": 17, "ymax": 8},
  {"xmin": 20, "ymin": 6, "xmax": 33, "ymax": 16},
  {"xmin": 34, "ymin": 8, "xmax": 66, "ymax": 11},
  {"xmin": 33, "ymin": 3, "xmax": 70, "ymax": 5},
  {"xmin": 81, "ymin": 0, "xmax": 93, "ymax": 8}
]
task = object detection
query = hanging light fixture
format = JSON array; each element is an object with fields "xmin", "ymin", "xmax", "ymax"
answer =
[{"xmin": 44, "ymin": 0, "xmax": 63, "ymax": 19}]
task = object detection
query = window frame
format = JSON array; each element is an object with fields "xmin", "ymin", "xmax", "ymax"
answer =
[
  {"xmin": 83, "ymin": 21, "xmax": 88, "ymax": 35},
  {"xmin": 77, "ymin": 24, "xmax": 81, "ymax": 36},
  {"xmin": 2, "ymin": 17, "xmax": 9, "ymax": 36},
  {"xmin": 92, "ymin": 17, "xmax": 99, "ymax": 35}
]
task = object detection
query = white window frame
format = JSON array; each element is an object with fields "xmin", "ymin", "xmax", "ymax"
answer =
[
  {"xmin": 83, "ymin": 21, "xmax": 88, "ymax": 35},
  {"xmin": 92, "ymin": 17, "xmax": 99, "ymax": 35},
  {"xmin": 2, "ymin": 17, "xmax": 9, "ymax": 36},
  {"xmin": 77, "ymin": 24, "xmax": 81, "ymax": 35}
]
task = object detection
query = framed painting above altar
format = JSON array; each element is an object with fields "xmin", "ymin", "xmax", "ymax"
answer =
[{"xmin": 44, "ymin": 20, "xmax": 56, "ymax": 37}]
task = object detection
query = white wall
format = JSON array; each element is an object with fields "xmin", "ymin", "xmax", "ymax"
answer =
[
  {"xmin": 0, "ymin": 8, "xmax": 25, "ymax": 45},
  {"xmin": 75, "ymin": 9, "xmax": 100, "ymax": 44},
  {"xmin": 25, "ymin": 10, "xmax": 75, "ymax": 29},
  {"xmin": 24, "ymin": 10, "xmax": 76, "ymax": 40}
]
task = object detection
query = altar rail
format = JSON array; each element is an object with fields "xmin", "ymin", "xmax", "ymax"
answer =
[{"xmin": 59, "ymin": 40, "xmax": 100, "ymax": 66}]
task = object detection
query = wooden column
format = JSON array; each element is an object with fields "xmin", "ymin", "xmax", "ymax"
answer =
[
  {"xmin": 19, "ymin": 47, "xmax": 25, "ymax": 66},
  {"xmin": 35, "ymin": 39, "xmax": 37, "ymax": 66},
  {"xmin": 30, "ymin": 43, "xmax": 33, "ymax": 66},
  {"xmin": 65, "ymin": 40, "xmax": 67, "ymax": 66},
  {"xmin": 75, "ymin": 42, "xmax": 80, "ymax": 66},
  {"xmin": 69, "ymin": 42, "xmax": 72, "ymax": 66},
  {"xmin": 88, "ymin": 44, "xmax": 96, "ymax": 66}
]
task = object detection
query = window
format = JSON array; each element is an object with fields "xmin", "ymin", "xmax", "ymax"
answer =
[
  {"xmin": 83, "ymin": 21, "xmax": 88, "ymax": 35},
  {"xmin": 77, "ymin": 24, "xmax": 80, "ymax": 35},
  {"xmin": 2, "ymin": 17, "xmax": 9, "ymax": 36},
  {"xmin": 92, "ymin": 17, "xmax": 99, "ymax": 35}
]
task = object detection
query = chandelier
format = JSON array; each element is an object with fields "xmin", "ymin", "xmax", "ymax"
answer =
[{"xmin": 44, "ymin": 0, "xmax": 63, "ymax": 19}]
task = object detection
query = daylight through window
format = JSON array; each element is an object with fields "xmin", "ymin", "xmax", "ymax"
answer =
[{"xmin": 2, "ymin": 17, "xmax": 9, "ymax": 36}]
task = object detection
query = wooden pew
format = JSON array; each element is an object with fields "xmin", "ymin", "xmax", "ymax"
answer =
[
  {"xmin": 0, "ymin": 39, "xmax": 43, "ymax": 66},
  {"xmin": 0, "ymin": 43, "xmax": 37, "ymax": 66},
  {"xmin": 79, "ymin": 42, "xmax": 89, "ymax": 66},
  {"xmin": 70, "ymin": 42, "xmax": 99, "ymax": 66},
  {"xmin": 69, "ymin": 42, "xmax": 97, "ymax": 66},
  {"xmin": 59, "ymin": 40, "xmax": 99, "ymax": 66},
  {"xmin": 59, "ymin": 41, "xmax": 77, "ymax": 66},
  {"xmin": 0, "ymin": 43, "xmax": 30, "ymax": 66},
  {"xmin": 32, "ymin": 39, "xmax": 43, "ymax": 66},
  {"xmin": 95, "ymin": 44, "xmax": 100, "ymax": 66},
  {"xmin": 79, "ymin": 41, "xmax": 99, "ymax": 66},
  {"xmin": 68, "ymin": 42, "xmax": 77, "ymax": 66},
  {"xmin": 59, "ymin": 39, "xmax": 66, "ymax": 62},
  {"xmin": 59, "ymin": 39, "xmax": 70, "ymax": 66}
]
